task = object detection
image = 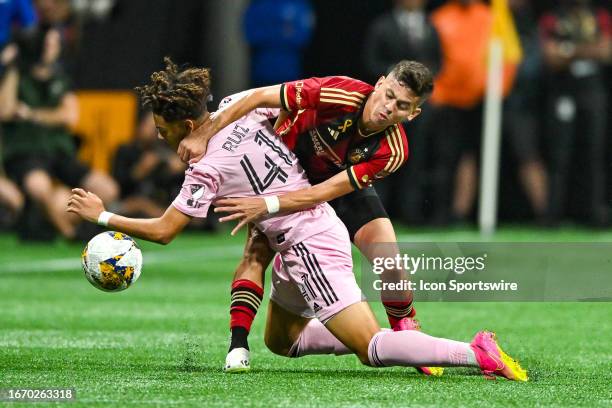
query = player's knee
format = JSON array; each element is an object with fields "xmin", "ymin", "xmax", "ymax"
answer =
[{"xmin": 263, "ymin": 332, "xmax": 292, "ymax": 357}]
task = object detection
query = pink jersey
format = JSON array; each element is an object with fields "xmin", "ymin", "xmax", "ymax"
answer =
[{"xmin": 172, "ymin": 96, "xmax": 342, "ymax": 251}]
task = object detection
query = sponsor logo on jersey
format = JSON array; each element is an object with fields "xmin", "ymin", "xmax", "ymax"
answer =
[{"xmin": 295, "ymin": 81, "xmax": 304, "ymax": 109}]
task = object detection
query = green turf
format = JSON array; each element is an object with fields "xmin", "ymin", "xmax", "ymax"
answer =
[{"xmin": 1, "ymin": 227, "xmax": 611, "ymax": 407}]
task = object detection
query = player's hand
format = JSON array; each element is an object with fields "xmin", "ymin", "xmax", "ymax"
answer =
[
  {"xmin": 177, "ymin": 119, "xmax": 215, "ymax": 163},
  {"xmin": 214, "ymin": 197, "xmax": 269, "ymax": 236},
  {"xmin": 67, "ymin": 188, "xmax": 105, "ymax": 223}
]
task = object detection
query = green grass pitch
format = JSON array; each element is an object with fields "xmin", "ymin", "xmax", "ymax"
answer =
[{"xmin": 1, "ymin": 226, "xmax": 611, "ymax": 407}]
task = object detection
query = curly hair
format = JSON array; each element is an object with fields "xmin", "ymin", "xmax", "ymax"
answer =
[{"xmin": 135, "ymin": 57, "xmax": 212, "ymax": 122}]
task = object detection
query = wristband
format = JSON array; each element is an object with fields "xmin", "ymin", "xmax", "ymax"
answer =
[
  {"xmin": 97, "ymin": 211, "xmax": 114, "ymax": 227},
  {"xmin": 264, "ymin": 196, "xmax": 280, "ymax": 214}
]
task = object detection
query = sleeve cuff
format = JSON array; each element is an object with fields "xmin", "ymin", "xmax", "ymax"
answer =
[
  {"xmin": 280, "ymin": 84, "xmax": 290, "ymax": 111},
  {"xmin": 347, "ymin": 167, "xmax": 362, "ymax": 190}
]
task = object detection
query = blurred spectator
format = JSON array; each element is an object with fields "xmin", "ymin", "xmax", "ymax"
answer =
[
  {"xmin": 0, "ymin": 28, "xmax": 118, "ymax": 240},
  {"xmin": 34, "ymin": 0, "xmax": 81, "ymax": 75},
  {"xmin": 362, "ymin": 0, "xmax": 441, "ymax": 82},
  {"xmin": 362, "ymin": 0, "xmax": 441, "ymax": 224},
  {"xmin": 243, "ymin": 0, "xmax": 315, "ymax": 87},
  {"xmin": 0, "ymin": 175, "xmax": 24, "ymax": 227},
  {"xmin": 113, "ymin": 111, "xmax": 186, "ymax": 218},
  {"xmin": 504, "ymin": 0, "xmax": 548, "ymax": 220},
  {"xmin": 0, "ymin": 43, "xmax": 24, "ymax": 228},
  {"xmin": 0, "ymin": 0, "xmax": 37, "ymax": 49},
  {"xmin": 540, "ymin": 0, "xmax": 612, "ymax": 226},
  {"xmin": 429, "ymin": 0, "xmax": 516, "ymax": 225}
]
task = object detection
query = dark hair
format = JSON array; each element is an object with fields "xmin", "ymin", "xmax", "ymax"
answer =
[
  {"xmin": 15, "ymin": 29, "xmax": 48, "ymax": 70},
  {"xmin": 135, "ymin": 57, "xmax": 211, "ymax": 122},
  {"xmin": 388, "ymin": 60, "xmax": 434, "ymax": 104}
]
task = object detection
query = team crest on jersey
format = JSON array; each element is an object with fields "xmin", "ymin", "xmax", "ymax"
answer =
[
  {"xmin": 187, "ymin": 185, "xmax": 206, "ymax": 208},
  {"xmin": 348, "ymin": 148, "xmax": 366, "ymax": 164}
]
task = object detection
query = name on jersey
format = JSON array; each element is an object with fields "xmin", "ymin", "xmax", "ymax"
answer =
[{"xmin": 222, "ymin": 124, "xmax": 250, "ymax": 152}]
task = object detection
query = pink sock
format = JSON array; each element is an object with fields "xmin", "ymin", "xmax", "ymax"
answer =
[
  {"xmin": 289, "ymin": 319, "xmax": 353, "ymax": 357},
  {"xmin": 368, "ymin": 330, "xmax": 476, "ymax": 367}
]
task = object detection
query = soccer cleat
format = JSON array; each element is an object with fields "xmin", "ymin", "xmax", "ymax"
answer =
[
  {"xmin": 393, "ymin": 317, "xmax": 444, "ymax": 377},
  {"xmin": 470, "ymin": 331, "xmax": 528, "ymax": 382},
  {"xmin": 223, "ymin": 347, "xmax": 251, "ymax": 373}
]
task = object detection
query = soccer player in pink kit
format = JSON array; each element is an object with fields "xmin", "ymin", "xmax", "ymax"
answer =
[{"xmin": 67, "ymin": 58, "xmax": 527, "ymax": 381}]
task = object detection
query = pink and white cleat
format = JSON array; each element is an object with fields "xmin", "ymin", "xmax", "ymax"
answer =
[
  {"xmin": 470, "ymin": 331, "xmax": 528, "ymax": 381},
  {"xmin": 393, "ymin": 317, "xmax": 444, "ymax": 377}
]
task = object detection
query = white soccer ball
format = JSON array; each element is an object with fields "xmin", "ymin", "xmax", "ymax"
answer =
[{"xmin": 81, "ymin": 231, "xmax": 143, "ymax": 292}]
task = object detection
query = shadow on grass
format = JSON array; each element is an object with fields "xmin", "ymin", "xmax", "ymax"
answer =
[{"xmin": 173, "ymin": 363, "xmax": 497, "ymax": 383}]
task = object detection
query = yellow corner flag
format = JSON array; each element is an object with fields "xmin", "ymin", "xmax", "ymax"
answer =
[{"xmin": 491, "ymin": 0, "xmax": 523, "ymax": 64}]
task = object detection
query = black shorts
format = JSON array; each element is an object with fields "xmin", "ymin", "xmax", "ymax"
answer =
[
  {"xmin": 329, "ymin": 186, "xmax": 389, "ymax": 242},
  {"xmin": 4, "ymin": 153, "xmax": 90, "ymax": 187}
]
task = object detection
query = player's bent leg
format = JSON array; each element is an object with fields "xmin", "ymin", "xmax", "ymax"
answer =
[
  {"xmin": 224, "ymin": 226, "xmax": 274, "ymax": 373},
  {"xmin": 322, "ymin": 301, "xmax": 380, "ymax": 365},
  {"xmin": 353, "ymin": 217, "xmax": 445, "ymax": 376},
  {"xmin": 353, "ymin": 217, "xmax": 415, "ymax": 324},
  {"xmin": 263, "ymin": 300, "xmax": 312, "ymax": 356}
]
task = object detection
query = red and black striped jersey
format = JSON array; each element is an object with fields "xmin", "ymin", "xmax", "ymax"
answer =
[{"xmin": 276, "ymin": 76, "xmax": 409, "ymax": 190}]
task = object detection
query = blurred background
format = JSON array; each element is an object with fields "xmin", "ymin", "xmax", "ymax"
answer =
[{"xmin": 1, "ymin": 0, "xmax": 611, "ymax": 242}]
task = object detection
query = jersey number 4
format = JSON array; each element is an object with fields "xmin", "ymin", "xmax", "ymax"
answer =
[{"xmin": 240, "ymin": 154, "xmax": 288, "ymax": 195}]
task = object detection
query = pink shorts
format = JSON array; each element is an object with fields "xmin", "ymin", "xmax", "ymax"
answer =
[{"xmin": 270, "ymin": 222, "xmax": 364, "ymax": 324}]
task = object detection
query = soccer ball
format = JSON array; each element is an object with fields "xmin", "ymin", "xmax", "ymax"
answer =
[{"xmin": 81, "ymin": 231, "xmax": 143, "ymax": 292}]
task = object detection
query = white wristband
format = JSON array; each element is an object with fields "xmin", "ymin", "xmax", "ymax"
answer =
[
  {"xmin": 97, "ymin": 211, "xmax": 114, "ymax": 227},
  {"xmin": 264, "ymin": 196, "xmax": 280, "ymax": 214}
]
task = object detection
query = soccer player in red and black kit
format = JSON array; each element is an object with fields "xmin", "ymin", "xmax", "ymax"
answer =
[{"xmin": 179, "ymin": 61, "xmax": 435, "ymax": 373}]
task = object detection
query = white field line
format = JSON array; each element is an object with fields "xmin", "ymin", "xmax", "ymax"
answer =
[{"xmin": 0, "ymin": 245, "xmax": 244, "ymax": 274}]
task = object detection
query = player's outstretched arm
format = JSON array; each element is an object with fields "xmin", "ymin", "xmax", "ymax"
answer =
[
  {"xmin": 178, "ymin": 85, "xmax": 282, "ymax": 163},
  {"xmin": 67, "ymin": 188, "xmax": 191, "ymax": 245},
  {"xmin": 214, "ymin": 171, "xmax": 355, "ymax": 235}
]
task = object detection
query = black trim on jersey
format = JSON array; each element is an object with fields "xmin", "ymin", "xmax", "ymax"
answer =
[
  {"xmin": 347, "ymin": 168, "xmax": 360, "ymax": 190},
  {"xmin": 280, "ymin": 84, "xmax": 289, "ymax": 111},
  {"xmin": 254, "ymin": 130, "xmax": 292, "ymax": 166}
]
